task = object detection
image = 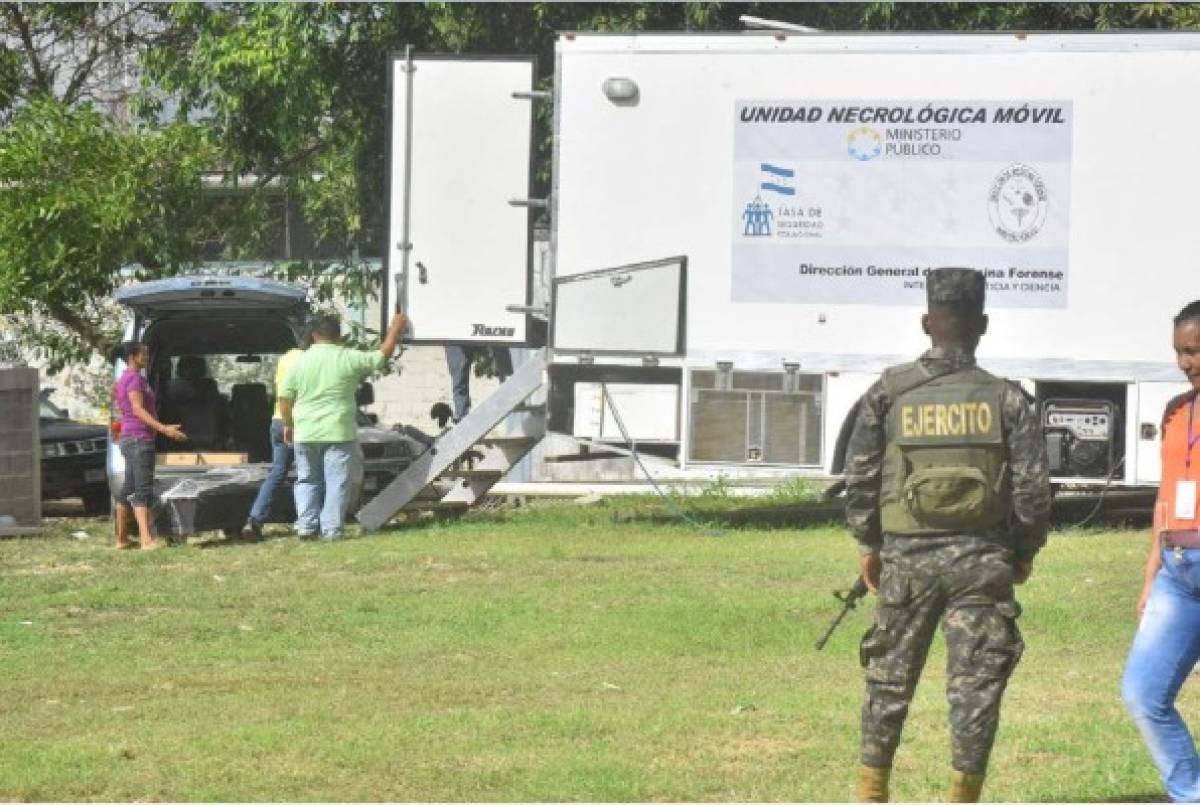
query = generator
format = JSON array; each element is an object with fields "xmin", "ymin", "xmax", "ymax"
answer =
[{"xmin": 1042, "ymin": 398, "xmax": 1118, "ymax": 478}]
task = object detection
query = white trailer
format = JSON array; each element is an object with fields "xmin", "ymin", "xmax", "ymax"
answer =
[{"xmin": 384, "ymin": 31, "xmax": 1200, "ymax": 500}]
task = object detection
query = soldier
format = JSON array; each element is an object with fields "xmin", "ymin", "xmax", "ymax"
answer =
[{"xmin": 845, "ymin": 267, "xmax": 1051, "ymax": 803}]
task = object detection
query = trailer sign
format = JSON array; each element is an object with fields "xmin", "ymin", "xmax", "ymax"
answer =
[{"xmin": 731, "ymin": 99, "xmax": 1073, "ymax": 308}]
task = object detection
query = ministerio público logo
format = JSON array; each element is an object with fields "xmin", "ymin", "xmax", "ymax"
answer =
[
  {"xmin": 846, "ymin": 127, "xmax": 883, "ymax": 161},
  {"xmin": 988, "ymin": 163, "xmax": 1048, "ymax": 243}
]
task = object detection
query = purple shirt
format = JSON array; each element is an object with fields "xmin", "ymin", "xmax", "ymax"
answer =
[{"xmin": 114, "ymin": 369, "xmax": 156, "ymax": 440}]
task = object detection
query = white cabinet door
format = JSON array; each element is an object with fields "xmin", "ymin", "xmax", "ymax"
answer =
[
  {"xmin": 1133, "ymin": 381, "xmax": 1192, "ymax": 485},
  {"xmin": 552, "ymin": 256, "xmax": 686, "ymax": 356},
  {"xmin": 386, "ymin": 55, "xmax": 534, "ymax": 344}
]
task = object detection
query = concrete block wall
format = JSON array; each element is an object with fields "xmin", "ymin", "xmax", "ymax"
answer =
[
  {"xmin": 369, "ymin": 344, "xmax": 503, "ymax": 431},
  {"xmin": 0, "ymin": 368, "xmax": 40, "ymax": 528},
  {"xmin": 357, "ymin": 294, "xmax": 503, "ymax": 431}
]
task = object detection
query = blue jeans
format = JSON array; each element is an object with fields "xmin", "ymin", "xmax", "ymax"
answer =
[
  {"xmin": 292, "ymin": 441, "xmax": 361, "ymax": 539},
  {"xmin": 248, "ymin": 419, "xmax": 292, "ymax": 526},
  {"xmin": 1123, "ymin": 547, "xmax": 1200, "ymax": 802}
]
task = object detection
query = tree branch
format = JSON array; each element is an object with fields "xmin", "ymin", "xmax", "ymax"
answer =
[
  {"xmin": 5, "ymin": 3, "xmax": 51, "ymax": 95},
  {"xmin": 62, "ymin": 3, "xmax": 146, "ymax": 105},
  {"xmin": 253, "ymin": 137, "xmax": 331, "ymax": 190},
  {"xmin": 44, "ymin": 298, "xmax": 109, "ymax": 354},
  {"xmin": 61, "ymin": 39, "xmax": 103, "ymax": 106}
]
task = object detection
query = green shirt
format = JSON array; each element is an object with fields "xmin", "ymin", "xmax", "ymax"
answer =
[{"xmin": 279, "ymin": 343, "xmax": 385, "ymax": 443}]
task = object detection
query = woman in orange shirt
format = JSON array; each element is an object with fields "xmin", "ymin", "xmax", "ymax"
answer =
[{"xmin": 1122, "ymin": 300, "xmax": 1200, "ymax": 802}]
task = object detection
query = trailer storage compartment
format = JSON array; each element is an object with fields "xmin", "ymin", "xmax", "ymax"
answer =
[{"xmin": 688, "ymin": 369, "xmax": 823, "ymax": 466}]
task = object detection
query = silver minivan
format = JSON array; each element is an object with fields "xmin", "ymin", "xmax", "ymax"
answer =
[{"xmin": 108, "ymin": 275, "xmax": 414, "ymax": 537}]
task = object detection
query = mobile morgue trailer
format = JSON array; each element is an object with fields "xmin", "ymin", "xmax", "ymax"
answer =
[{"xmin": 370, "ymin": 31, "xmax": 1200, "ymax": 523}]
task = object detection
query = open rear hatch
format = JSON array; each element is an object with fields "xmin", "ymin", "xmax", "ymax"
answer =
[
  {"xmin": 115, "ymin": 276, "xmax": 309, "ymax": 535},
  {"xmin": 115, "ymin": 277, "xmax": 308, "ymax": 318}
]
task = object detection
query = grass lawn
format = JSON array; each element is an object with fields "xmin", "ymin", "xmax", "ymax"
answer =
[{"xmin": 0, "ymin": 503, "xmax": 1173, "ymax": 801}]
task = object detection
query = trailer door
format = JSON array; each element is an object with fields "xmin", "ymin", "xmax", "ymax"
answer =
[
  {"xmin": 384, "ymin": 54, "xmax": 535, "ymax": 345},
  {"xmin": 1134, "ymin": 382, "xmax": 1192, "ymax": 486}
]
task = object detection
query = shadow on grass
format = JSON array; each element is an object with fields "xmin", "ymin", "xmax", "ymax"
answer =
[
  {"xmin": 1091, "ymin": 793, "xmax": 1166, "ymax": 803},
  {"xmin": 613, "ymin": 501, "xmax": 845, "ymax": 529},
  {"xmin": 195, "ymin": 534, "xmax": 264, "ymax": 550},
  {"xmin": 373, "ymin": 508, "xmax": 476, "ymax": 535},
  {"xmin": 366, "ymin": 497, "xmax": 846, "ymax": 533}
]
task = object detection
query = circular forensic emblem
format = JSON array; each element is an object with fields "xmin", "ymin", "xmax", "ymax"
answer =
[
  {"xmin": 988, "ymin": 163, "xmax": 1048, "ymax": 242},
  {"xmin": 846, "ymin": 127, "xmax": 883, "ymax": 161}
]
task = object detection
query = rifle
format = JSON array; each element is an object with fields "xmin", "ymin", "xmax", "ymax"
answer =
[{"xmin": 814, "ymin": 576, "xmax": 871, "ymax": 650}]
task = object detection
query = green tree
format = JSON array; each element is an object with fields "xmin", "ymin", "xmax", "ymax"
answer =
[
  {"xmin": 0, "ymin": 99, "xmax": 212, "ymax": 365},
  {"xmin": 0, "ymin": 3, "xmax": 211, "ymax": 366}
]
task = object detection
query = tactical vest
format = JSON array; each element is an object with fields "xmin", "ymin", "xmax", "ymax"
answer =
[{"xmin": 880, "ymin": 362, "xmax": 1010, "ymax": 535}]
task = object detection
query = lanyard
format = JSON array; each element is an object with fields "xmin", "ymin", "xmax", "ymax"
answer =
[{"xmin": 1188, "ymin": 396, "xmax": 1200, "ymax": 471}]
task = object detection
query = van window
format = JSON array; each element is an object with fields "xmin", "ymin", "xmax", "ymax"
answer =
[{"xmin": 153, "ymin": 352, "xmax": 288, "ymax": 461}]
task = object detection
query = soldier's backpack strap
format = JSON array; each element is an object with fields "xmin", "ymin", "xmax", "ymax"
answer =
[{"xmin": 880, "ymin": 360, "xmax": 962, "ymax": 405}]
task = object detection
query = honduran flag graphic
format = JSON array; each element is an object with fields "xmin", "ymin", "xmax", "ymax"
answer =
[{"xmin": 759, "ymin": 163, "xmax": 795, "ymax": 195}]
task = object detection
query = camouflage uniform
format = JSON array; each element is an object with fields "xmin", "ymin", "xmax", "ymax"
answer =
[{"xmin": 845, "ymin": 275, "xmax": 1051, "ymax": 776}]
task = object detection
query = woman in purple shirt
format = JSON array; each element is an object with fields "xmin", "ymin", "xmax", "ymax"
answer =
[{"xmin": 112, "ymin": 341, "xmax": 186, "ymax": 549}]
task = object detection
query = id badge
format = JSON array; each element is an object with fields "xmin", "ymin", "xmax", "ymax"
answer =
[{"xmin": 1176, "ymin": 479, "xmax": 1198, "ymax": 521}]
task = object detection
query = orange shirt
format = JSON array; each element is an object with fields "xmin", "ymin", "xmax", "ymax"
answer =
[{"xmin": 1157, "ymin": 391, "xmax": 1200, "ymax": 534}]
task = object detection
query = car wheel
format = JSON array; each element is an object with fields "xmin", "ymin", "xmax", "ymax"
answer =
[{"xmin": 81, "ymin": 487, "xmax": 112, "ymax": 516}]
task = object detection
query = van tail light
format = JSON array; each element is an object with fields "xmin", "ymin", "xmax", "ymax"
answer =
[{"xmin": 111, "ymin": 420, "xmax": 121, "ymax": 438}]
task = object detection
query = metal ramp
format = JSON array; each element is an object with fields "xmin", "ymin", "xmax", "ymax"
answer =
[{"xmin": 356, "ymin": 349, "xmax": 547, "ymax": 530}]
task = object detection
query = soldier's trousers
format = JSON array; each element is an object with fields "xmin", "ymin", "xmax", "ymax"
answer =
[{"xmin": 859, "ymin": 540, "xmax": 1025, "ymax": 774}]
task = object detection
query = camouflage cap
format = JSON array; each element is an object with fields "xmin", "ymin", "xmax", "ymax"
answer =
[{"xmin": 926, "ymin": 267, "xmax": 986, "ymax": 309}]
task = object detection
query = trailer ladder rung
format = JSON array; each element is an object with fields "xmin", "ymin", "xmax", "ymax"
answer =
[
  {"xmin": 355, "ymin": 349, "xmax": 547, "ymax": 529},
  {"xmin": 441, "ymin": 467, "xmax": 506, "ymax": 480},
  {"xmin": 478, "ymin": 435, "xmax": 539, "ymax": 449}
]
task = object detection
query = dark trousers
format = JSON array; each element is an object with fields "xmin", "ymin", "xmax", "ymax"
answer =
[
  {"xmin": 444, "ymin": 345, "xmax": 513, "ymax": 420},
  {"xmin": 118, "ymin": 437, "xmax": 156, "ymax": 507}
]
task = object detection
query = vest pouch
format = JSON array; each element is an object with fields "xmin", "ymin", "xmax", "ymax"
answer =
[{"xmin": 902, "ymin": 465, "xmax": 995, "ymax": 530}]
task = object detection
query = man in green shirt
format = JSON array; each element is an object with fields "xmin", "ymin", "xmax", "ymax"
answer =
[{"xmin": 279, "ymin": 312, "xmax": 406, "ymax": 539}]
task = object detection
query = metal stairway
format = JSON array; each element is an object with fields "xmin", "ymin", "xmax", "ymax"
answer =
[{"xmin": 356, "ymin": 348, "xmax": 547, "ymax": 530}]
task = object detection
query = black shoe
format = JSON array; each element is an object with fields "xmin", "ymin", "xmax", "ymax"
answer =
[{"xmin": 241, "ymin": 520, "xmax": 264, "ymax": 541}]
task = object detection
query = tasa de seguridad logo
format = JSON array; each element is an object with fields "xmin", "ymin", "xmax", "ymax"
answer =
[
  {"xmin": 741, "ymin": 196, "xmax": 774, "ymax": 237},
  {"xmin": 846, "ymin": 127, "xmax": 883, "ymax": 161},
  {"xmin": 741, "ymin": 163, "xmax": 795, "ymax": 237}
]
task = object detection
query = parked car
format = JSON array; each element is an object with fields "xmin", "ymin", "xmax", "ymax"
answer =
[
  {"xmin": 40, "ymin": 391, "xmax": 111, "ymax": 515},
  {"xmin": 108, "ymin": 276, "xmax": 418, "ymax": 537}
]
